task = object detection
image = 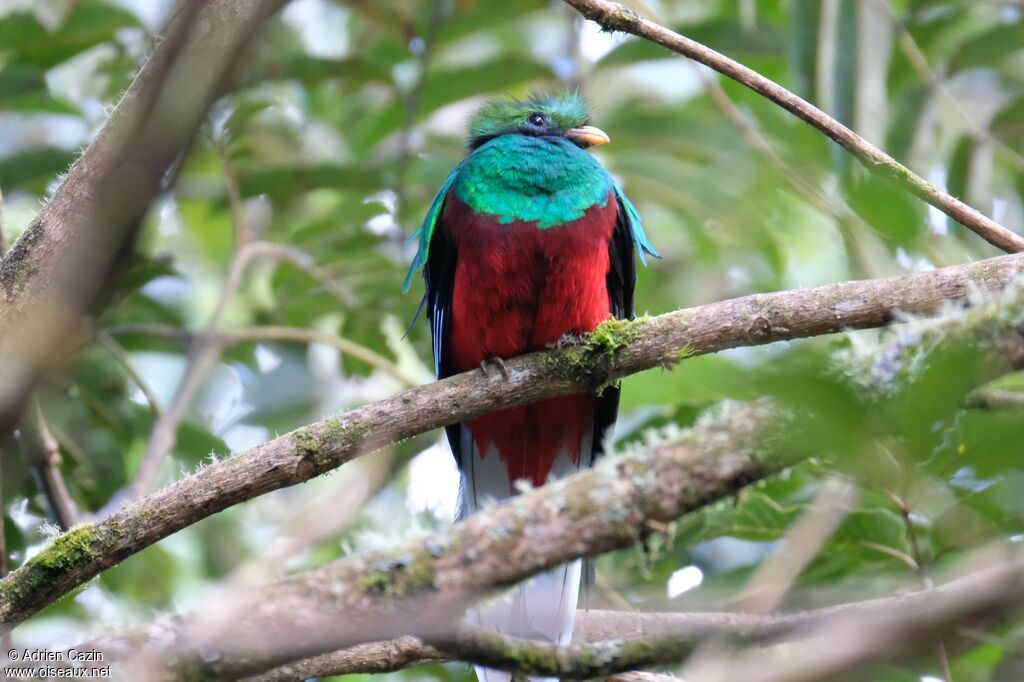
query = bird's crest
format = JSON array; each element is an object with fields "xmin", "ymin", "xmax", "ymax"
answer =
[{"xmin": 467, "ymin": 90, "xmax": 592, "ymax": 149}]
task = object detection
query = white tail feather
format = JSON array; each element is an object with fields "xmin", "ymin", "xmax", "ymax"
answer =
[{"xmin": 456, "ymin": 426, "xmax": 590, "ymax": 682}]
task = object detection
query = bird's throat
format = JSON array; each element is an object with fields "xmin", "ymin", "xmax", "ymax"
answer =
[{"xmin": 454, "ymin": 134, "xmax": 612, "ymax": 228}]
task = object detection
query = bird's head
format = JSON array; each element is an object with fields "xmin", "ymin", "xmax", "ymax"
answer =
[{"xmin": 466, "ymin": 91, "xmax": 610, "ymax": 151}]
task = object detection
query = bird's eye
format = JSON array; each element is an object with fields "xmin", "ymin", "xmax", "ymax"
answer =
[{"xmin": 527, "ymin": 113, "xmax": 546, "ymax": 126}]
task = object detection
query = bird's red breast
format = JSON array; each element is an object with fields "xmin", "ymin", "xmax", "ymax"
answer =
[{"xmin": 443, "ymin": 192, "xmax": 618, "ymax": 485}]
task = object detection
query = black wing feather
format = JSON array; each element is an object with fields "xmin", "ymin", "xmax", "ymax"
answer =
[
  {"xmin": 590, "ymin": 197, "xmax": 638, "ymax": 462},
  {"xmin": 422, "ymin": 204, "xmax": 462, "ymax": 461}
]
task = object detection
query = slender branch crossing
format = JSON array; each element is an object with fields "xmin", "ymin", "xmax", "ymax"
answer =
[{"xmin": 561, "ymin": 0, "xmax": 1024, "ymax": 254}]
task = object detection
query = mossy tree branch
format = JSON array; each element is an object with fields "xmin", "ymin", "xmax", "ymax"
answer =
[
  {"xmin": 239, "ymin": 608, "xmax": 793, "ymax": 681},
  {"xmin": 73, "ymin": 402, "xmax": 797, "ymax": 679},
  {"xmin": 1, "ymin": 252, "xmax": 1023, "ymax": 631},
  {"xmin": 560, "ymin": 0, "xmax": 1024, "ymax": 255}
]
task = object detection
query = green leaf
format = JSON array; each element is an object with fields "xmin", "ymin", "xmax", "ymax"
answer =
[
  {"xmin": 886, "ymin": 85, "xmax": 929, "ymax": 162},
  {"xmin": 0, "ymin": 64, "xmax": 48, "ymax": 102},
  {"xmin": 0, "ymin": 147, "xmax": 76, "ymax": 193},
  {"xmin": 789, "ymin": 0, "xmax": 820, "ymax": 100},
  {"xmin": 175, "ymin": 421, "xmax": 230, "ymax": 468},
  {"xmin": 0, "ymin": 0, "xmax": 140, "ymax": 68},
  {"xmin": 950, "ymin": 23, "xmax": 1024, "ymax": 73},
  {"xmin": 844, "ymin": 172, "xmax": 926, "ymax": 245},
  {"xmin": 600, "ymin": 20, "xmax": 784, "ymax": 67},
  {"xmin": 964, "ymin": 370, "xmax": 1024, "ymax": 411},
  {"xmin": 831, "ymin": 508, "xmax": 909, "ymax": 556},
  {"xmin": 0, "ymin": 92, "xmax": 81, "ymax": 114},
  {"xmin": 689, "ymin": 492, "xmax": 801, "ymax": 544},
  {"xmin": 829, "ymin": 0, "xmax": 858, "ymax": 175},
  {"xmin": 992, "ymin": 96, "xmax": 1024, "ymax": 148},
  {"xmin": 238, "ymin": 163, "xmax": 382, "ymax": 200}
]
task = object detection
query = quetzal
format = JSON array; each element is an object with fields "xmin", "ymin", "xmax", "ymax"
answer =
[{"xmin": 405, "ymin": 91, "xmax": 656, "ymax": 681}]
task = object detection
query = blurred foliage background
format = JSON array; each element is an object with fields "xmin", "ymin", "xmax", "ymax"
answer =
[{"xmin": 1, "ymin": 0, "xmax": 1024, "ymax": 679}]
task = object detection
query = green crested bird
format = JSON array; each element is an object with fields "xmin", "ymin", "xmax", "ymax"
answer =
[{"xmin": 406, "ymin": 91, "xmax": 656, "ymax": 682}]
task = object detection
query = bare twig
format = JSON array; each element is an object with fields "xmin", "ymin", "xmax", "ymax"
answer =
[
  {"xmin": 241, "ymin": 637, "xmax": 446, "ymax": 681},
  {"xmin": 607, "ymin": 673, "xmax": 677, "ymax": 682},
  {"xmin": 94, "ymin": 330, "xmax": 163, "ymax": 418},
  {"xmin": 444, "ymin": 550, "xmax": 1024, "ymax": 681},
  {"xmin": 227, "ymin": 327, "xmax": 420, "ymax": 385},
  {"xmin": 247, "ymin": 609, "xmax": 762, "ymax": 682},
  {"xmin": 232, "ymin": 448, "xmax": 403, "ymax": 586},
  {"xmin": 734, "ymin": 480, "xmax": 857, "ymax": 613},
  {"xmin": 681, "ymin": 480, "xmax": 857, "ymax": 677},
  {"xmin": 16, "ymin": 400, "xmax": 79, "ymax": 530},
  {"xmin": 125, "ymin": 243, "xmax": 255, "ymax": 502},
  {"xmin": 123, "ymin": 241, "xmax": 352, "ymax": 505},
  {"xmin": 1, "ymin": 252, "xmax": 1023, "ymax": 629},
  {"xmin": 694, "ymin": 66, "xmax": 833, "ymax": 218},
  {"xmin": 126, "ymin": 132, "xmax": 266, "ymax": 498},
  {"xmin": 240, "ymin": 580, "xmax": 1008, "ymax": 682},
  {"xmin": 393, "ymin": 0, "xmax": 448, "ymax": 219},
  {"xmin": 106, "ymin": 323, "xmax": 420, "ymax": 387},
  {"xmin": 561, "ymin": 0, "xmax": 1024, "ymax": 253},
  {"xmin": 691, "ymin": 64, "xmax": 881, "ymax": 278}
]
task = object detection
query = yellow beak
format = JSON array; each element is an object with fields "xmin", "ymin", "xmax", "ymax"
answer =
[{"xmin": 566, "ymin": 125, "xmax": 610, "ymax": 147}]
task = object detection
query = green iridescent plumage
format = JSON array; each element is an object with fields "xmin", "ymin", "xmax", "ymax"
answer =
[
  {"xmin": 456, "ymin": 135, "xmax": 612, "ymax": 228},
  {"xmin": 466, "ymin": 90, "xmax": 590, "ymax": 144},
  {"xmin": 403, "ymin": 92, "xmax": 657, "ymax": 291}
]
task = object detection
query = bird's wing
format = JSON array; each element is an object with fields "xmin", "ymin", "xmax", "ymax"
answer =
[
  {"xmin": 403, "ymin": 161, "xmax": 464, "ymax": 294},
  {"xmin": 591, "ymin": 183, "xmax": 660, "ymax": 461},
  {"xmin": 614, "ymin": 180, "xmax": 660, "ymax": 265},
  {"xmin": 410, "ymin": 165, "xmax": 464, "ymax": 462}
]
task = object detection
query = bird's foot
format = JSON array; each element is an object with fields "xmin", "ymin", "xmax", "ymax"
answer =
[
  {"xmin": 479, "ymin": 357, "xmax": 510, "ymax": 380},
  {"xmin": 548, "ymin": 332, "xmax": 586, "ymax": 350}
]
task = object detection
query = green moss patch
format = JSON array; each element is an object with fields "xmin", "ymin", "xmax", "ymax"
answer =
[{"xmin": 359, "ymin": 549, "xmax": 437, "ymax": 597}]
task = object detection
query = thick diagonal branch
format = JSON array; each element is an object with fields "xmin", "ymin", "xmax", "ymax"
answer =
[
  {"xmin": 0, "ymin": 0, "xmax": 286, "ymax": 434},
  {"xmin": 0, "ymin": 252, "xmax": 1022, "ymax": 630},
  {"xmin": 561, "ymin": 0, "xmax": 1024, "ymax": 254}
]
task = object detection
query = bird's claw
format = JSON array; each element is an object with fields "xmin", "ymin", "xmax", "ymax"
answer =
[
  {"xmin": 548, "ymin": 332, "xmax": 585, "ymax": 350},
  {"xmin": 479, "ymin": 357, "xmax": 510, "ymax": 380}
]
